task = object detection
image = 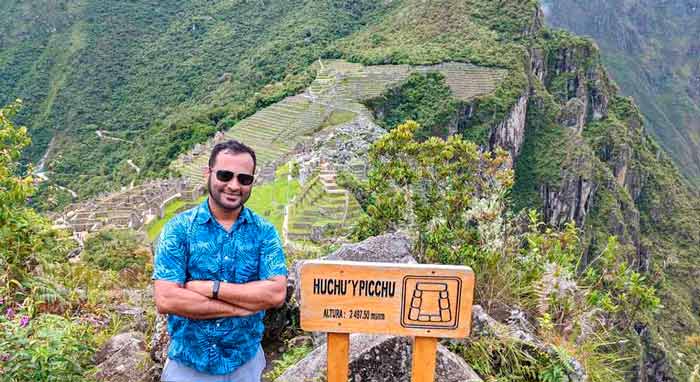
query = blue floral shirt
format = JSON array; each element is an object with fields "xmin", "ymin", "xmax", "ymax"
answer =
[{"xmin": 152, "ymin": 199, "xmax": 287, "ymax": 375}]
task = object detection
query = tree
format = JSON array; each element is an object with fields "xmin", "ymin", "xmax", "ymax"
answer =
[
  {"xmin": 0, "ymin": 100, "xmax": 69, "ymax": 302},
  {"xmin": 354, "ymin": 119, "xmax": 514, "ymax": 261}
]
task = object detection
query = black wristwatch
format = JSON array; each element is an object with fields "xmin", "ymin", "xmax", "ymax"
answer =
[{"xmin": 212, "ymin": 280, "xmax": 221, "ymax": 300}]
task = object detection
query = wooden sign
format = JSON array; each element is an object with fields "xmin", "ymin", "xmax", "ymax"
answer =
[{"xmin": 299, "ymin": 260, "xmax": 475, "ymax": 338}]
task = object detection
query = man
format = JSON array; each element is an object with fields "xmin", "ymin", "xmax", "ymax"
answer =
[{"xmin": 153, "ymin": 140, "xmax": 287, "ymax": 382}]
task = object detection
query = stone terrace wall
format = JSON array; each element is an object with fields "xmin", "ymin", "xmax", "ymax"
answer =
[
  {"xmin": 171, "ymin": 59, "xmax": 507, "ymax": 186},
  {"xmin": 55, "ymin": 179, "xmax": 204, "ymax": 234}
]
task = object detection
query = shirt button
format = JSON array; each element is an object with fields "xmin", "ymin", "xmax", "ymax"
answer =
[
  {"xmin": 224, "ymin": 256, "xmax": 229, "ymax": 260},
  {"xmin": 216, "ymin": 323, "xmax": 220, "ymax": 327},
  {"xmin": 212, "ymin": 344, "xmax": 217, "ymax": 348}
]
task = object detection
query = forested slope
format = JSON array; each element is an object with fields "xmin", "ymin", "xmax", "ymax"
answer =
[
  {"xmin": 543, "ymin": 0, "xmax": 700, "ymax": 185},
  {"xmin": 2, "ymin": 0, "xmax": 699, "ymax": 379},
  {"xmin": 1, "ymin": 0, "xmax": 394, "ymax": 197}
]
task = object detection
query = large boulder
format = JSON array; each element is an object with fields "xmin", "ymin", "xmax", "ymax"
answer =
[
  {"xmin": 325, "ymin": 231, "xmax": 415, "ymax": 263},
  {"xmin": 275, "ymin": 334, "xmax": 481, "ymax": 382},
  {"xmin": 93, "ymin": 331, "xmax": 154, "ymax": 382}
]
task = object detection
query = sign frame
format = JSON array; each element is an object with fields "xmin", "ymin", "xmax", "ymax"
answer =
[{"xmin": 298, "ymin": 260, "xmax": 476, "ymax": 382}]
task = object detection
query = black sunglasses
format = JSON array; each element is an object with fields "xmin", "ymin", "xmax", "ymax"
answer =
[{"xmin": 214, "ymin": 170, "xmax": 255, "ymax": 185}]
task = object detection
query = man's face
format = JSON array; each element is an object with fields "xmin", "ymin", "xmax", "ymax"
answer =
[{"xmin": 206, "ymin": 151, "xmax": 255, "ymax": 212}]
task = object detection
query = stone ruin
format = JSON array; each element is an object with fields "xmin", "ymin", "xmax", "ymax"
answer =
[{"xmin": 55, "ymin": 178, "xmax": 204, "ymax": 234}]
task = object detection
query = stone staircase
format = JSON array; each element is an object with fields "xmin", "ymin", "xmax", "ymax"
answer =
[{"xmin": 285, "ymin": 161, "xmax": 361, "ymax": 243}]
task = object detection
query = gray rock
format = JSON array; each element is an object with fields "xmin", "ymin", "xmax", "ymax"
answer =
[
  {"xmin": 325, "ymin": 231, "xmax": 415, "ymax": 264},
  {"xmin": 292, "ymin": 232, "xmax": 415, "ymax": 304},
  {"xmin": 93, "ymin": 331, "xmax": 153, "ymax": 382},
  {"xmin": 150, "ymin": 314, "xmax": 169, "ymax": 365},
  {"xmin": 556, "ymin": 97, "xmax": 586, "ymax": 134},
  {"xmin": 275, "ymin": 334, "xmax": 481, "ymax": 382},
  {"xmin": 489, "ymin": 94, "xmax": 528, "ymax": 162}
]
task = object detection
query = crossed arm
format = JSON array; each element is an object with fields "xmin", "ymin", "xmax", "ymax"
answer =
[{"xmin": 154, "ymin": 276, "xmax": 287, "ymax": 320}]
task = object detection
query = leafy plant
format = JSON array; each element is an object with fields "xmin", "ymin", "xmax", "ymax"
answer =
[
  {"xmin": 82, "ymin": 229, "xmax": 150, "ymax": 274},
  {"xmin": 0, "ymin": 312, "xmax": 97, "ymax": 381},
  {"xmin": 264, "ymin": 343, "xmax": 312, "ymax": 380}
]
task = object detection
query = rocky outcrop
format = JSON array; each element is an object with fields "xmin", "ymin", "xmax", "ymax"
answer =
[
  {"xmin": 275, "ymin": 334, "xmax": 482, "ymax": 382},
  {"xmin": 543, "ymin": 43, "xmax": 610, "ymax": 128},
  {"xmin": 556, "ymin": 97, "xmax": 586, "ymax": 134},
  {"xmin": 586, "ymin": 66, "xmax": 611, "ymax": 121},
  {"xmin": 325, "ymin": 231, "xmax": 415, "ymax": 263},
  {"xmin": 539, "ymin": 146, "xmax": 597, "ymax": 229},
  {"xmin": 150, "ymin": 313, "xmax": 169, "ymax": 367},
  {"xmin": 465, "ymin": 305, "xmax": 586, "ymax": 382},
  {"xmin": 489, "ymin": 94, "xmax": 529, "ymax": 161},
  {"xmin": 636, "ymin": 325, "xmax": 674, "ymax": 382},
  {"xmin": 93, "ymin": 332, "xmax": 154, "ymax": 382},
  {"xmin": 296, "ymin": 114, "xmax": 385, "ymax": 183}
]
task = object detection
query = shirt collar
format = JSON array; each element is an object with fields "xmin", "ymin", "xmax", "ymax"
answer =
[{"xmin": 196, "ymin": 198, "xmax": 251, "ymax": 226}]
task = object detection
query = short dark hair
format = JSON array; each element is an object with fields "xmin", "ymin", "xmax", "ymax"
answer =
[{"xmin": 208, "ymin": 140, "xmax": 257, "ymax": 170}]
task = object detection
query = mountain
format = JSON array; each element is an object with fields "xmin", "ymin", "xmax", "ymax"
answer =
[
  {"xmin": 1, "ymin": 0, "xmax": 393, "ymax": 197},
  {"xmin": 542, "ymin": 0, "xmax": 700, "ymax": 186},
  {"xmin": 2, "ymin": 0, "xmax": 699, "ymax": 379}
]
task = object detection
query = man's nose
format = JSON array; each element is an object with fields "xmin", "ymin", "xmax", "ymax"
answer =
[{"xmin": 225, "ymin": 177, "xmax": 241, "ymax": 190}]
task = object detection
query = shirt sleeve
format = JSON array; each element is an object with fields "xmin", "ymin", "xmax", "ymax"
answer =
[
  {"xmin": 152, "ymin": 216, "xmax": 188, "ymax": 285},
  {"xmin": 259, "ymin": 223, "xmax": 288, "ymax": 280}
]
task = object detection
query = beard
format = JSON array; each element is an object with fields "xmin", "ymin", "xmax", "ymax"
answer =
[{"xmin": 207, "ymin": 174, "xmax": 251, "ymax": 212}]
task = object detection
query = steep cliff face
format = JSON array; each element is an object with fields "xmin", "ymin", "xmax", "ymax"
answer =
[
  {"xmin": 488, "ymin": 94, "xmax": 528, "ymax": 161},
  {"xmin": 543, "ymin": 0, "xmax": 700, "ymax": 186},
  {"xmin": 516, "ymin": 19, "xmax": 700, "ymax": 382}
]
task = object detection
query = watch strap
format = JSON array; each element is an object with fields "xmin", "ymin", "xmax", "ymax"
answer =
[{"xmin": 212, "ymin": 280, "xmax": 221, "ymax": 300}]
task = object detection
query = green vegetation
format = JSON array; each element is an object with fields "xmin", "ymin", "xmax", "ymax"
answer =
[
  {"xmin": 246, "ymin": 163, "xmax": 301, "ymax": 235},
  {"xmin": 264, "ymin": 343, "xmax": 313, "ymax": 380},
  {"xmin": 1, "ymin": 313, "xmax": 97, "ymax": 381},
  {"xmin": 1, "ymin": 0, "xmax": 396, "ymax": 201},
  {"xmin": 319, "ymin": 110, "xmax": 357, "ymax": 129},
  {"xmin": 82, "ymin": 229, "xmax": 151, "ymax": 281},
  {"xmin": 366, "ymin": 72, "xmax": 460, "ymax": 138},
  {"xmin": 2, "ymin": 0, "xmax": 699, "ymax": 379},
  {"xmin": 146, "ymin": 196, "xmax": 206, "ymax": 241},
  {"xmin": 4, "ymin": 0, "xmax": 540, "ymax": 202},
  {"xmin": 510, "ymin": 85, "xmax": 569, "ymax": 212},
  {"xmin": 354, "ymin": 120, "xmax": 660, "ymax": 380},
  {"xmin": 0, "ymin": 102, "xmax": 154, "ymax": 380}
]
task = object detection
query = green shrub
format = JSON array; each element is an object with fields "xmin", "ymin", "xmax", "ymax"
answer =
[
  {"xmin": 82, "ymin": 229, "xmax": 151, "ymax": 278},
  {"xmin": 264, "ymin": 343, "xmax": 312, "ymax": 380},
  {"xmin": 354, "ymin": 120, "xmax": 659, "ymax": 379},
  {"xmin": 0, "ymin": 312, "xmax": 96, "ymax": 381},
  {"xmin": 366, "ymin": 72, "xmax": 460, "ymax": 139}
]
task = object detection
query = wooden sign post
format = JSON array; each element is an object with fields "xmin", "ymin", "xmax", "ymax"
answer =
[{"xmin": 299, "ymin": 260, "xmax": 475, "ymax": 382}]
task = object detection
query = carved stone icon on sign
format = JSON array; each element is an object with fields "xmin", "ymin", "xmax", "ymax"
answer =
[{"xmin": 401, "ymin": 276, "xmax": 461, "ymax": 330}]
